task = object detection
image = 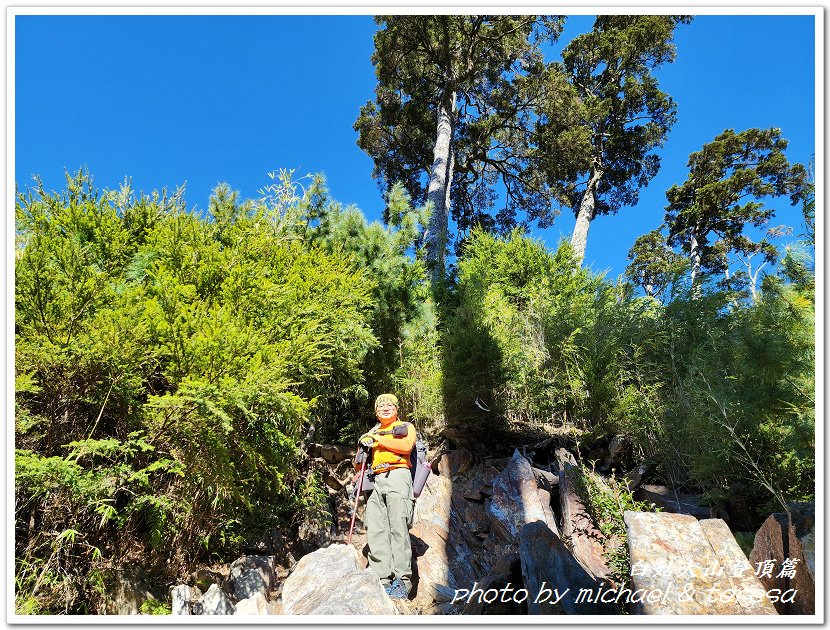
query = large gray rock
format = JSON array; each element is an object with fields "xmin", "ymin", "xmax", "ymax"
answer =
[
  {"xmin": 437, "ymin": 448, "xmax": 473, "ymax": 480},
  {"xmin": 519, "ymin": 521, "xmax": 616, "ymax": 615},
  {"xmin": 232, "ymin": 568, "xmax": 268, "ymax": 601},
  {"xmin": 234, "ymin": 592, "xmax": 271, "ymax": 615},
  {"xmin": 193, "ymin": 583, "xmax": 235, "ymax": 615},
  {"xmin": 170, "ymin": 584, "xmax": 191, "ymax": 615},
  {"xmin": 488, "ymin": 450, "xmax": 559, "ymax": 543},
  {"xmin": 281, "ymin": 544, "xmax": 397, "ymax": 615},
  {"xmin": 102, "ymin": 567, "xmax": 157, "ymax": 614},
  {"xmin": 625, "ymin": 511, "xmax": 776, "ymax": 615},
  {"xmin": 228, "ymin": 555, "xmax": 275, "ymax": 593}
]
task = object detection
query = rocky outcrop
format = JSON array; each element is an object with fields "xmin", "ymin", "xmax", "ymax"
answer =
[
  {"xmin": 437, "ymin": 448, "xmax": 473, "ymax": 479},
  {"xmin": 193, "ymin": 583, "xmax": 235, "ymax": 615},
  {"xmin": 234, "ymin": 592, "xmax": 271, "ymax": 615},
  {"xmin": 749, "ymin": 505, "xmax": 815, "ymax": 615},
  {"xmin": 102, "ymin": 567, "xmax": 159, "ymax": 614},
  {"xmin": 634, "ymin": 484, "xmax": 711, "ymax": 519},
  {"xmin": 409, "ymin": 470, "xmax": 481, "ymax": 611},
  {"xmin": 558, "ymin": 458, "xmax": 612, "ymax": 580},
  {"xmin": 281, "ymin": 544, "xmax": 397, "ymax": 615},
  {"xmin": 228, "ymin": 555, "xmax": 275, "ymax": 598},
  {"xmin": 170, "ymin": 584, "xmax": 190, "ymax": 615},
  {"xmin": 625, "ymin": 511, "xmax": 776, "ymax": 615},
  {"xmin": 519, "ymin": 521, "xmax": 616, "ymax": 615},
  {"xmin": 489, "ymin": 449, "xmax": 560, "ymax": 542}
]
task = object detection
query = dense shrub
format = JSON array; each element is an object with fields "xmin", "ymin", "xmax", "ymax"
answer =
[{"xmin": 15, "ymin": 170, "xmax": 378, "ymax": 612}]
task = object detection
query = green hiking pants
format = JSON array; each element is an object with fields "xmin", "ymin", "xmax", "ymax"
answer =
[{"xmin": 365, "ymin": 467, "xmax": 414, "ymax": 591}]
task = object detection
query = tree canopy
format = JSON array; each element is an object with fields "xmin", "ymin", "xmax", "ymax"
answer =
[
  {"xmin": 538, "ymin": 15, "xmax": 691, "ymax": 261},
  {"xmin": 664, "ymin": 127, "xmax": 808, "ymax": 293},
  {"xmin": 355, "ymin": 15, "xmax": 565, "ymax": 280}
]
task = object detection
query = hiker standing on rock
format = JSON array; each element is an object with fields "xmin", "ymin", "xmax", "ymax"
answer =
[{"xmin": 354, "ymin": 393, "xmax": 415, "ymax": 600}]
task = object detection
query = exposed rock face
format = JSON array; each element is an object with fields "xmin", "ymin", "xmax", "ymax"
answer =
[
  {"xmin": 437, "ymin": 448, "xmax": 473, "ymax": 479},
  {"xmin": 281, "ymin": 544, "xmax": 397, "ymax": 615},
  {"xmin": 170, "ymin": 584, "xmax": 191, "ymax": 615},
  {"xmin": 602, "ymin": 435, "xmax": 627, "ymax": 471},
  {"xmin": 193, "ymin": 583, "xmax": 235, "ymax": 615},
  {"xmin": 232, "ymin": 568, "xmax": 267, "ymax": 601},
  {"xmin": 102, "ymin": 568, "xmax": 158, "ymax": 614},
  {"xmin": 234, "ymin": 592, "xmax": 270, "ymax": 615},
  {"xmin": 625, "ymin": 511, "xmax": 777, "ymax": 615},
  {"xmin": 489, "ymin": 450, "xmax": 560, "ymax": 543},
  {"xmin": 558, "ymin": 461, "xmax": 611, "ymax": 580},
  {"xmin": 410, "ymin": 470, "xmax": 481, "ymax": 611},
  {"xmin": 634, "ymin": 484, "xmax": 711, "ymax": 518},
  {"xmin": 749, "ymin": 511, "xmax": 815, "ymax": 615},
  {"xmin": 228, "ymin": 555, "xmax": 275, "ymax": 600},
  {"xmin": 519, "ymin": 521, "xmax": 616, "ymax": 615}
]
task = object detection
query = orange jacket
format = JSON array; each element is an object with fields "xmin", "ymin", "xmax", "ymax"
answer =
[{"xmin": 356, "ymin": 418, "xmax": 415, "ymax": 473}]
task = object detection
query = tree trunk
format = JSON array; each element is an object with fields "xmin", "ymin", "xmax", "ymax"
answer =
[
  {"xmin": 570, "ymin": 166, "xmax": 604, "ymax": 263},
  {"xmin": 424, "ymin": 92, "xmax": 456, "ymax": 284},
  {"xmin": 689, "ymin": 229, "xmax": 702, "ymax": 298}
]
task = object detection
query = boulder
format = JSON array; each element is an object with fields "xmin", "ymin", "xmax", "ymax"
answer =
[
  {"xmin": 488, "ymin": 450, "xmax": 559, "ymax": 544},
  {"xmin": 461, "ymin": 465, "xmax": 500, "ymax": 500},
  {"xmin": 531, "ymin": 466, "xmax": 559, "ymax": 491},
  {"xmin": 603, "ymin": 435, "xmax": 627, "ymax": 470},
  {"xmin": 170, "ymin": 584, "xmax": 191, "ymax": 615},
  {"xmin": 749, "ymin": 512, "xmax": 814, "ymax": 615},
  {"xmin": 228, "ymin": 555, "xmax": 276, "ymax": 591},
  {"xmin": 634, "ymin": 484, "xmax": 710, "ymax": 519},
  {"xmin": 437, "ymin": 448, "xmax": 473, "ymax": 480},
  {"xmin": 191, "ymin": 568, "xmax": 224, "ymax": 593},
  {"xmin": 558, "ymin": 463, "xmax": 612, "ymax": 580},
  {"xmin": 102, "ymin": 567, "xmax": 158, "ymax": 614},
  {"xmin": 409, "ymin": 470, "xmax": 483, "ymax": 609},
  {"xmin": 311, "ymin": 442, "xmax": 356, "ymax": 464},
  {"xmin": 281, "ymin": 544, "xmax": 397, "ymax": 615},
  {"xmin": 624, "ymin": 462, "xmax": 650, "ymax": 491},
  {"xmin": 554, "ymin": 447, "xmax": 577, "ymax": 469},
  {"xmin": 193, "ymin": 583, "xmax": 235, "ymax": 615},
  {"xmin": 232, "ymin": 568, "xmax": 268, "ymax": 601},
  {"xmin": 625, "ymin": 511, "xmax": 776, "ymax": 615},
  {"xmin": 519, "ymin": 521, "xmax": 616, "ymax": 615},
  {"xmin": 234, "ymin": 592, "xmax": 271, "ymax": 615}
]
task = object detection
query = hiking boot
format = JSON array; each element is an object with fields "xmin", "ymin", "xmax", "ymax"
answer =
[{"xmin": 388, "ymin": 579, "xmax": 408, "ymax": 600}]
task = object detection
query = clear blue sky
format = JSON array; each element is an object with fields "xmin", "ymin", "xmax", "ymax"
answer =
[{"xmin": 15, "ymin": 14, "xmax": 816, "ymax": 280}]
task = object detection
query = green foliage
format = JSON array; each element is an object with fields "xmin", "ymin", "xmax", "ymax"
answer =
[
  {"xmin": 555, "ymin": 15, "xmax": 691, "ymax": 217},
  {"xmin": 355, "ymin": 16, "xmax": 567, "ymax": 251},
  {"xmin": 444, "ymin": 227, "xmax": 813, "ymax": 515},
  {"xmin": 625, "ymin": 229, "xmax": 687, "ymax": 300},
  {"xmin": 576, "ymin": 465, "xmax": 660, "ymax": 589},
  {"xmin": 664, "ymin": 127, "xmax": 808, "ymax": 293},
  {"xmin": 444, "ymin": 228, "xmax": 607, "ymax": 434},
  {"xmin": 14, "ymin": 170, "xmax": 380, "ymax": 612},
  {"xmin": 15, "ymin": 164, "xmax": 814, "ymax": 615},
  {"xmin": 139, "ymin": 599, "xmax": 171, "ymax": 615}
]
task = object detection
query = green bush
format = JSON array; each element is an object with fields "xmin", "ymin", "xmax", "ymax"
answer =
[{"xmin": 15, "ymin": 170, "xmax": 379, "ymax": 612}]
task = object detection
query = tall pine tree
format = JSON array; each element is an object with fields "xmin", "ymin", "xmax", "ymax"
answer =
[{"xmin": 355, "ymin": 15, "xmax": 566, "ymax": 284}]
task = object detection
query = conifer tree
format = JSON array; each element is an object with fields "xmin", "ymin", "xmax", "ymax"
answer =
[
  {"xmin": 355, "ymin": 15, "xmax": 565, "ymax": 284},
  {"xmin": 541, "ymin": 15, "xmax": 691, "ymax": 262},
  {"xmin": 664, "ymin": 128, "xmax": 808, "ymax": 295}
]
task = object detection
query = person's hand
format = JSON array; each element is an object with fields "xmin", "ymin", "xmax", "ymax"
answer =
[
  {"xmin": 359, "ymin": 434, "xmax": 377, "ymax": 449},
  {"xmin": 355, "ymin": 450, "xmax": 369, "ymax": 464}
]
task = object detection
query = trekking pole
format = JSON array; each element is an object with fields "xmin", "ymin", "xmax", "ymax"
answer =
[{"xmin": 347, "ymin": 455, "xmax": 368, "ymax": 545}]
